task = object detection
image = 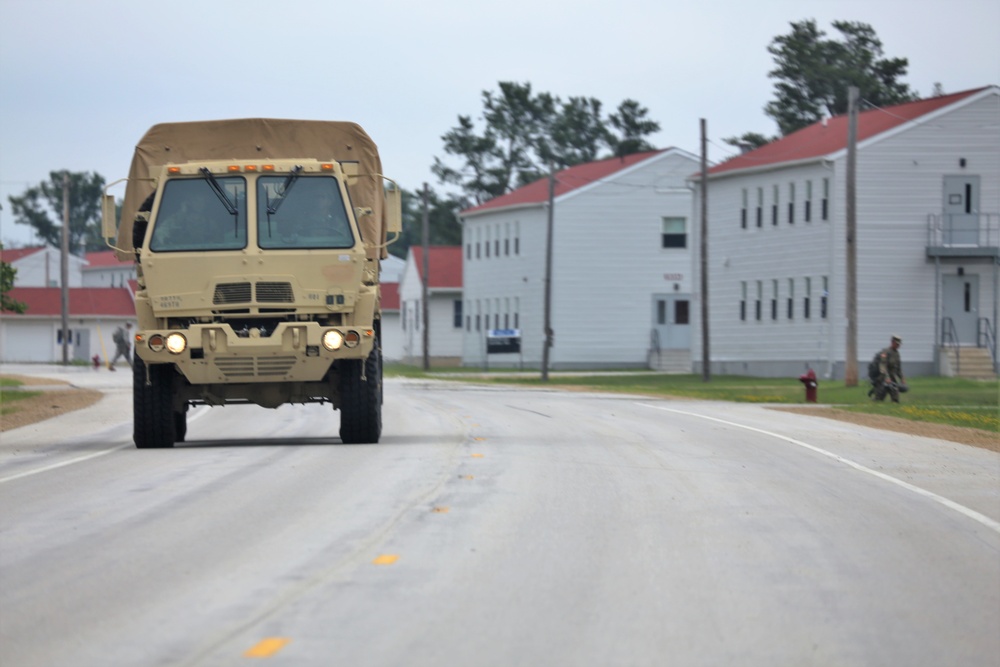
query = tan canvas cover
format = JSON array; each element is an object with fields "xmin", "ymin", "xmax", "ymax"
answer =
[{"xmin": 117, "ymin": 118, "xmax": 386, "ymax": 259}]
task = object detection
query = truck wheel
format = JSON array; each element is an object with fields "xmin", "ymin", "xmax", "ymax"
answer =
[
  {"xmin": 133, "ymin": 356, "xmax": 176, "ymax": 449},
  {"xmin": 174, "ymin": 408, "xmax": 187, "ymax": 443},
  {"xmin": 338, "ymin": 345, "xmax": 382, "ymax": 444}
]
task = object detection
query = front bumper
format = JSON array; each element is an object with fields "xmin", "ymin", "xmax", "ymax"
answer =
[{"xmin": 134, "ymin": 321, "xmax": 374, "ymax": 384}]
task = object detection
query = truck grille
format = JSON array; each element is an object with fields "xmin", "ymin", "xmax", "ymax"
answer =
[
  {"xmin": 256, "ymin": 282, "xmax": 294, "ymax": 303},
  {"xmin": 215, "ymin": 356, "xmax": 298, "ymax": 378},
  {"xmin": 214, "ymin": 282, "xmax": 252, "ymax": 304},
  {"xmin": 211, "ymin": 281, "xmax": 294, "ymax": 305}
]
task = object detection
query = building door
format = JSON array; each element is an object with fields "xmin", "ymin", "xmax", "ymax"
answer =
[
  {"xmin": 652, "ymin": 294, "xmax": 691, "ymax": 350},
  {"xmin": 942, "ymin": 274, "xmax": 979, "ymax": 344},
  {"xmin": 942, "ymin": 175, "xmax": 980, "ymax": 245}
]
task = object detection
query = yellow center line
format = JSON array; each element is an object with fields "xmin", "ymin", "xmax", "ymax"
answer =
[
  {"xmin": 373, "ymin": 554, "xmax": 399, "ymax": 565},
  {"xmin": 244, "ymin": 637, "xmax": 290, "ymax": 658}
]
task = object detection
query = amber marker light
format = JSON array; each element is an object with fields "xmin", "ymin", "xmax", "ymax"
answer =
[
  {"xmin": 228, "ymin": 165, "xmax": 240, "ymax": 172},
  {"xmin": 262, "ymin": 164, "xmax": 275, "ymax": 172},
  {"xmin": 167, "ymin": 167, "xmax": 181, "ymax": 174},
  {"xmin": 320, "ymin": 163, "xmax": 334, "ymax": 172},
  {"xmin": 244, "ymin": 165, "xmax": 258, "ymax": 172}
]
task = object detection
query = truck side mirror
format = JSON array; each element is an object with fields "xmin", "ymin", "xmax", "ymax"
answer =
[
  {"xmin": 384, "ymin": 184, "xmax": 402, "ymax": 235},
  {"xmin": 101, "ymin": 194, "xmax": 118, "ymax": 240}
]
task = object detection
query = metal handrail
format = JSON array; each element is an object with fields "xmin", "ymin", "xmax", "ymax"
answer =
[
  {"xmin": 649, "ymin": 328, "xmax": 661, "ymax": 368},
  {"xmin": 926, "ymin": 212, "xmax": 1000, "ymax": 248},
  {"xmin": 941, "ymin": 317, "xmax": 960, "ymax": 375},
  {"xmin": 978, "ymin": 318, "xmax": 997, "ymax": 372}
]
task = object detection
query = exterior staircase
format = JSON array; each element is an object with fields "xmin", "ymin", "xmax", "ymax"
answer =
[
  {"xmin": 939, "ymin": 346, "xmax": 998, "ymax": 380},
  {"xmin": 648, "ymin": 348, "xmax": 691, "ymax": 374}
]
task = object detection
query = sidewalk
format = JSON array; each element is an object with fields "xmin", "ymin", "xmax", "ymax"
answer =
[{"xmin": 0, "ymin": 363, "xmax": 133, "ymax": 391}]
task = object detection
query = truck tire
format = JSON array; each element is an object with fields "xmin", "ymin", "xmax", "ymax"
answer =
[
  {"xmin": 133, "ymin": 356, "xmax": 176, "ymax": 449},
  {"xmin": 338, "ymin": 345, "xmax": 382, "ymax": 444},
  {"xmin": 174, "ymin": 409, "xmax": 187, "ymax": 443}
]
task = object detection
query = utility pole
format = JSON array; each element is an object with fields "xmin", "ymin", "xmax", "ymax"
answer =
[
  {"xmin": 845, "ymin": 86, "xmax": 859, "ymax": 386},
  {"xmin": 541, "ymin": 165, "xmax": 555, "ymax": 381},
  {"xmin": 700, "ymin": 118, "xmax": 710, "ymax": 382},
  {"xmin": 421, "ymin": 182, "xmax": 430, "ymax": 371},
  {"xmin": 60, "ymin": 172, "xmax": 70, "ymax": 365}
]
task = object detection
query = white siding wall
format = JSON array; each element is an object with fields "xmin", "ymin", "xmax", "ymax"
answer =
[
  {"xmin": 692, "ymin": 89, "xmax": 1000, "ymax": 377},
  {"xmin": 462, "ymin": 150, "xmax": 698, "ymax": 368},
  {"xmin": 552, "ymin": 152, "xmax": 696, "ymax": 366},
  {"xmin": 11, "ymin": 248, "xmax": 85, "ymax": 287},
  {"xmin": 462, "ymin": 207, "xmax": 547, "ymax": 366}
]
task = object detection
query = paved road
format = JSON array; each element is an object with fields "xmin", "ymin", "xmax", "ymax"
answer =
[{"xmin": 1, "ymin": 365, "xmax": 998, "ymax": 666}]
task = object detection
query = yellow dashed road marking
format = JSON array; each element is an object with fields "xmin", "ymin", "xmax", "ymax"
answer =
[
  {"xmin": 373, "ymin": 554, "xmax": 399, "ymax": 565},
  {"xmin": 432, "ymin": 506, "xmax": 450, "ymax": 513},
  {"xmin": 244, "ymin": 637, "xmax": 290, "ymax": 658},
  {"xmin": 471, "ymin": 453, "xmax": 485, "ymax": 458}
]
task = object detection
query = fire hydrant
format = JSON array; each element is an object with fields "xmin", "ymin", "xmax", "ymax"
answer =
[
  {"xmin": 92, "ymin": 354, "xmax": 102, "ymax": 370},
  {"xmin": 798, "ymin": 369, "xmax": 818, "ymax": 403}
]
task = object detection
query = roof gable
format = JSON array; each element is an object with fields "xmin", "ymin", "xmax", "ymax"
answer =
[
  {"xmin": 709, "ymin": 86, "xmax": 994, "ymax": 177},
  {"xmin": 408, "ymin": 246, "xmax": 463, "ymax": 289},
  {"xmin": 461, "ymin": 149, "xmax": 669, "ymax": 216},
  {"xmin": 0, "ymin": 246, "xmax": 45, "ymax": 263},
  {"xmin": 85, "ymin": 250, "xmax": 131, "ymax": 268}
]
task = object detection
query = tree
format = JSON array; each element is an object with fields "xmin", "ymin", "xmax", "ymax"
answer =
[
  {"xmin": 608, "ymin": 99, "xmax": 661, "ymax": 156},
  {"xmin": 765, "ymin": 19, "xmax": 917, "ymax": 135},
  {"xmin": 7, "ymin": 171, "xmax": 106, "ymax": 253},
  {"xmin": 1, "ymin": 244, "xmax": 27, "ymax": 313},
  {"xmin": 433, "ymin": 82, "xmax": 661, "ymax": 205},
  {"xmin": 722, "ymin": 131, "xmax": 776, "ymax": 152},
  {"xmin": 390, "ymin": 186, "xmax": 465, "ymax": 260}
]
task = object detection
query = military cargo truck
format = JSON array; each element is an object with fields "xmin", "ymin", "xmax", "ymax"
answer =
[{"xmin": 103, "ymin": 119, "xmax": 401, "ymax": 448}]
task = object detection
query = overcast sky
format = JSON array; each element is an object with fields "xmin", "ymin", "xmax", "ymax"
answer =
[{"xmin": 1, "ymin": 0, "xmax": 998, "ymax": 247}]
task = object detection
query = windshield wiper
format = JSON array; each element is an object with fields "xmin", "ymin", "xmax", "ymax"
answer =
[
  {"xmin": 266, "ymin": 165, "xmax": 303, "ymax": 215},
  {"xmin": 199, "ymin": 168, "xmax": 238, "ymax": 216}
]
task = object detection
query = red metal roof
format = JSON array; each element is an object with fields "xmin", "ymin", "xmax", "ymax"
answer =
[
  {"xmin": 709, "ymin": 87, "xmax": 991, "ymax": 177},
  {"xmin": 461, "ymin": 150, "xmax": 667, "ymax": 216},
  {"xmin": 380, "ymin": 282, "xmax": 400, "ymax": 311},
  {"xmin": 409, "ymin": 246, "xmax": 463, "ymax": 289},
  {"xmin": 85, "ymin": 250, "xmax": 131, "ymax": 268},
  {"xmin": 5, "ymin": 287, "xmax": 135, "ymax": 317},
  {"xmin": 0, "ymin": 246, "xmax": 44, "ymax": 263}
]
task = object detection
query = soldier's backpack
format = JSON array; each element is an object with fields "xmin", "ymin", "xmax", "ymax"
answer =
[
  {"xmin": 867, "ymin": 352, "xmax": 881, "ymax": 383},
  {"xmin": 113, "ymin": 327, "xmax": 125, "ymax": 345}
]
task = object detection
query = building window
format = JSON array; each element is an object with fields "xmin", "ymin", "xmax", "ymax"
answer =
[
  {"xmin": 771, "ymin": 279, "xmax": 778, "ymax": 320},
  {"xmin": 804, "ymin": 277, "xmax": 811, "ymax": 319},
  {"xmin": 805, "ymin": 180, "xmax": 812, "ymax": 222},
  {"xmin": 662, "ymin": 217, "xmax": 687, "ymax": 248},
  {"xmin": 675, "ymin": 300, "xmax": 689, "ymax": 325},
  {"xmin": 476, "ymin": 242, "xmax": 480, "ymax": 259},
  {"xmin": 822, "ymin": 178, "xmax": 829, "ymax": 221},
  {"xmin": 453, "ymin": 300, "xmax": 462, "ymax": 328},
  {"xmin": 741, "ymin": 188, "xmax": 747, "ymax": 229},
  {"xmin": 466, "ymin": 243, "xmax": 471, "ymax": 260},
  {"xmin": 740, "ymin": 281, "xmax": 747, "ymax": 321},
  {"xmin": 787, "ymin": 278, "xmax": 794, "ymax": 319},
  {"xmin": 756, "ymin": 188, "xmax": 763, "ymax": 227},
  {"xmin": 821, "ymin": 276, "xmax": 829, "ymax": 319},
  {"xmin": 494, "ymin": 239, "xmax": 500, "ymax": 257},
  {"xmin": 402, "ymin": 302, "xmax": 407, "ymax": 330},
  {"xmin": 755, "ymin": 281, "xmax": 762, "ymax": 321},
  {"xmin": 466, "ymin": 314, "xmax": 470, "ymax": 331},
  {"xmin": 772, "ymin": 185, "xmax": 779, "ymax": 225},
  {"xmin": 657, "ymin": 299, "xmax": 667, "ymax": 325},
  {"xmin": 515, "ymin": 237, "xmax": 520, "ymax": 255},
  {"xmin": 505, "ymin": 238, "xmax": 510, "ymax": 256},
  {"xmin": 788, "ymin": 182, "xmax": 795, "ymax": 224}
]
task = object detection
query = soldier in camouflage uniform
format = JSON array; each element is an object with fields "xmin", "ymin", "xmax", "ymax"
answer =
[{"xmin": 873, "ymin": 335, "xmax": 905, "ymax": 402}]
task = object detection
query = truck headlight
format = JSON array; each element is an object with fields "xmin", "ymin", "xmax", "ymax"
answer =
[
  {"xmin": 165, "ymin": 333, "xmax": 187, "ymax": 354},
  {"xmin": 322, "ymin": 330, "xmax": 344, "ymax": 351}
]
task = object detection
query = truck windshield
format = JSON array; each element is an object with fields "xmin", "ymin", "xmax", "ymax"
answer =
[
  {"xmin": 149, "ymin": 177, "xmax": 247, "ymax": 252},
  {"xmin": 256, "ymin": 175, "xmax": 354, "ymax": 249}
]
